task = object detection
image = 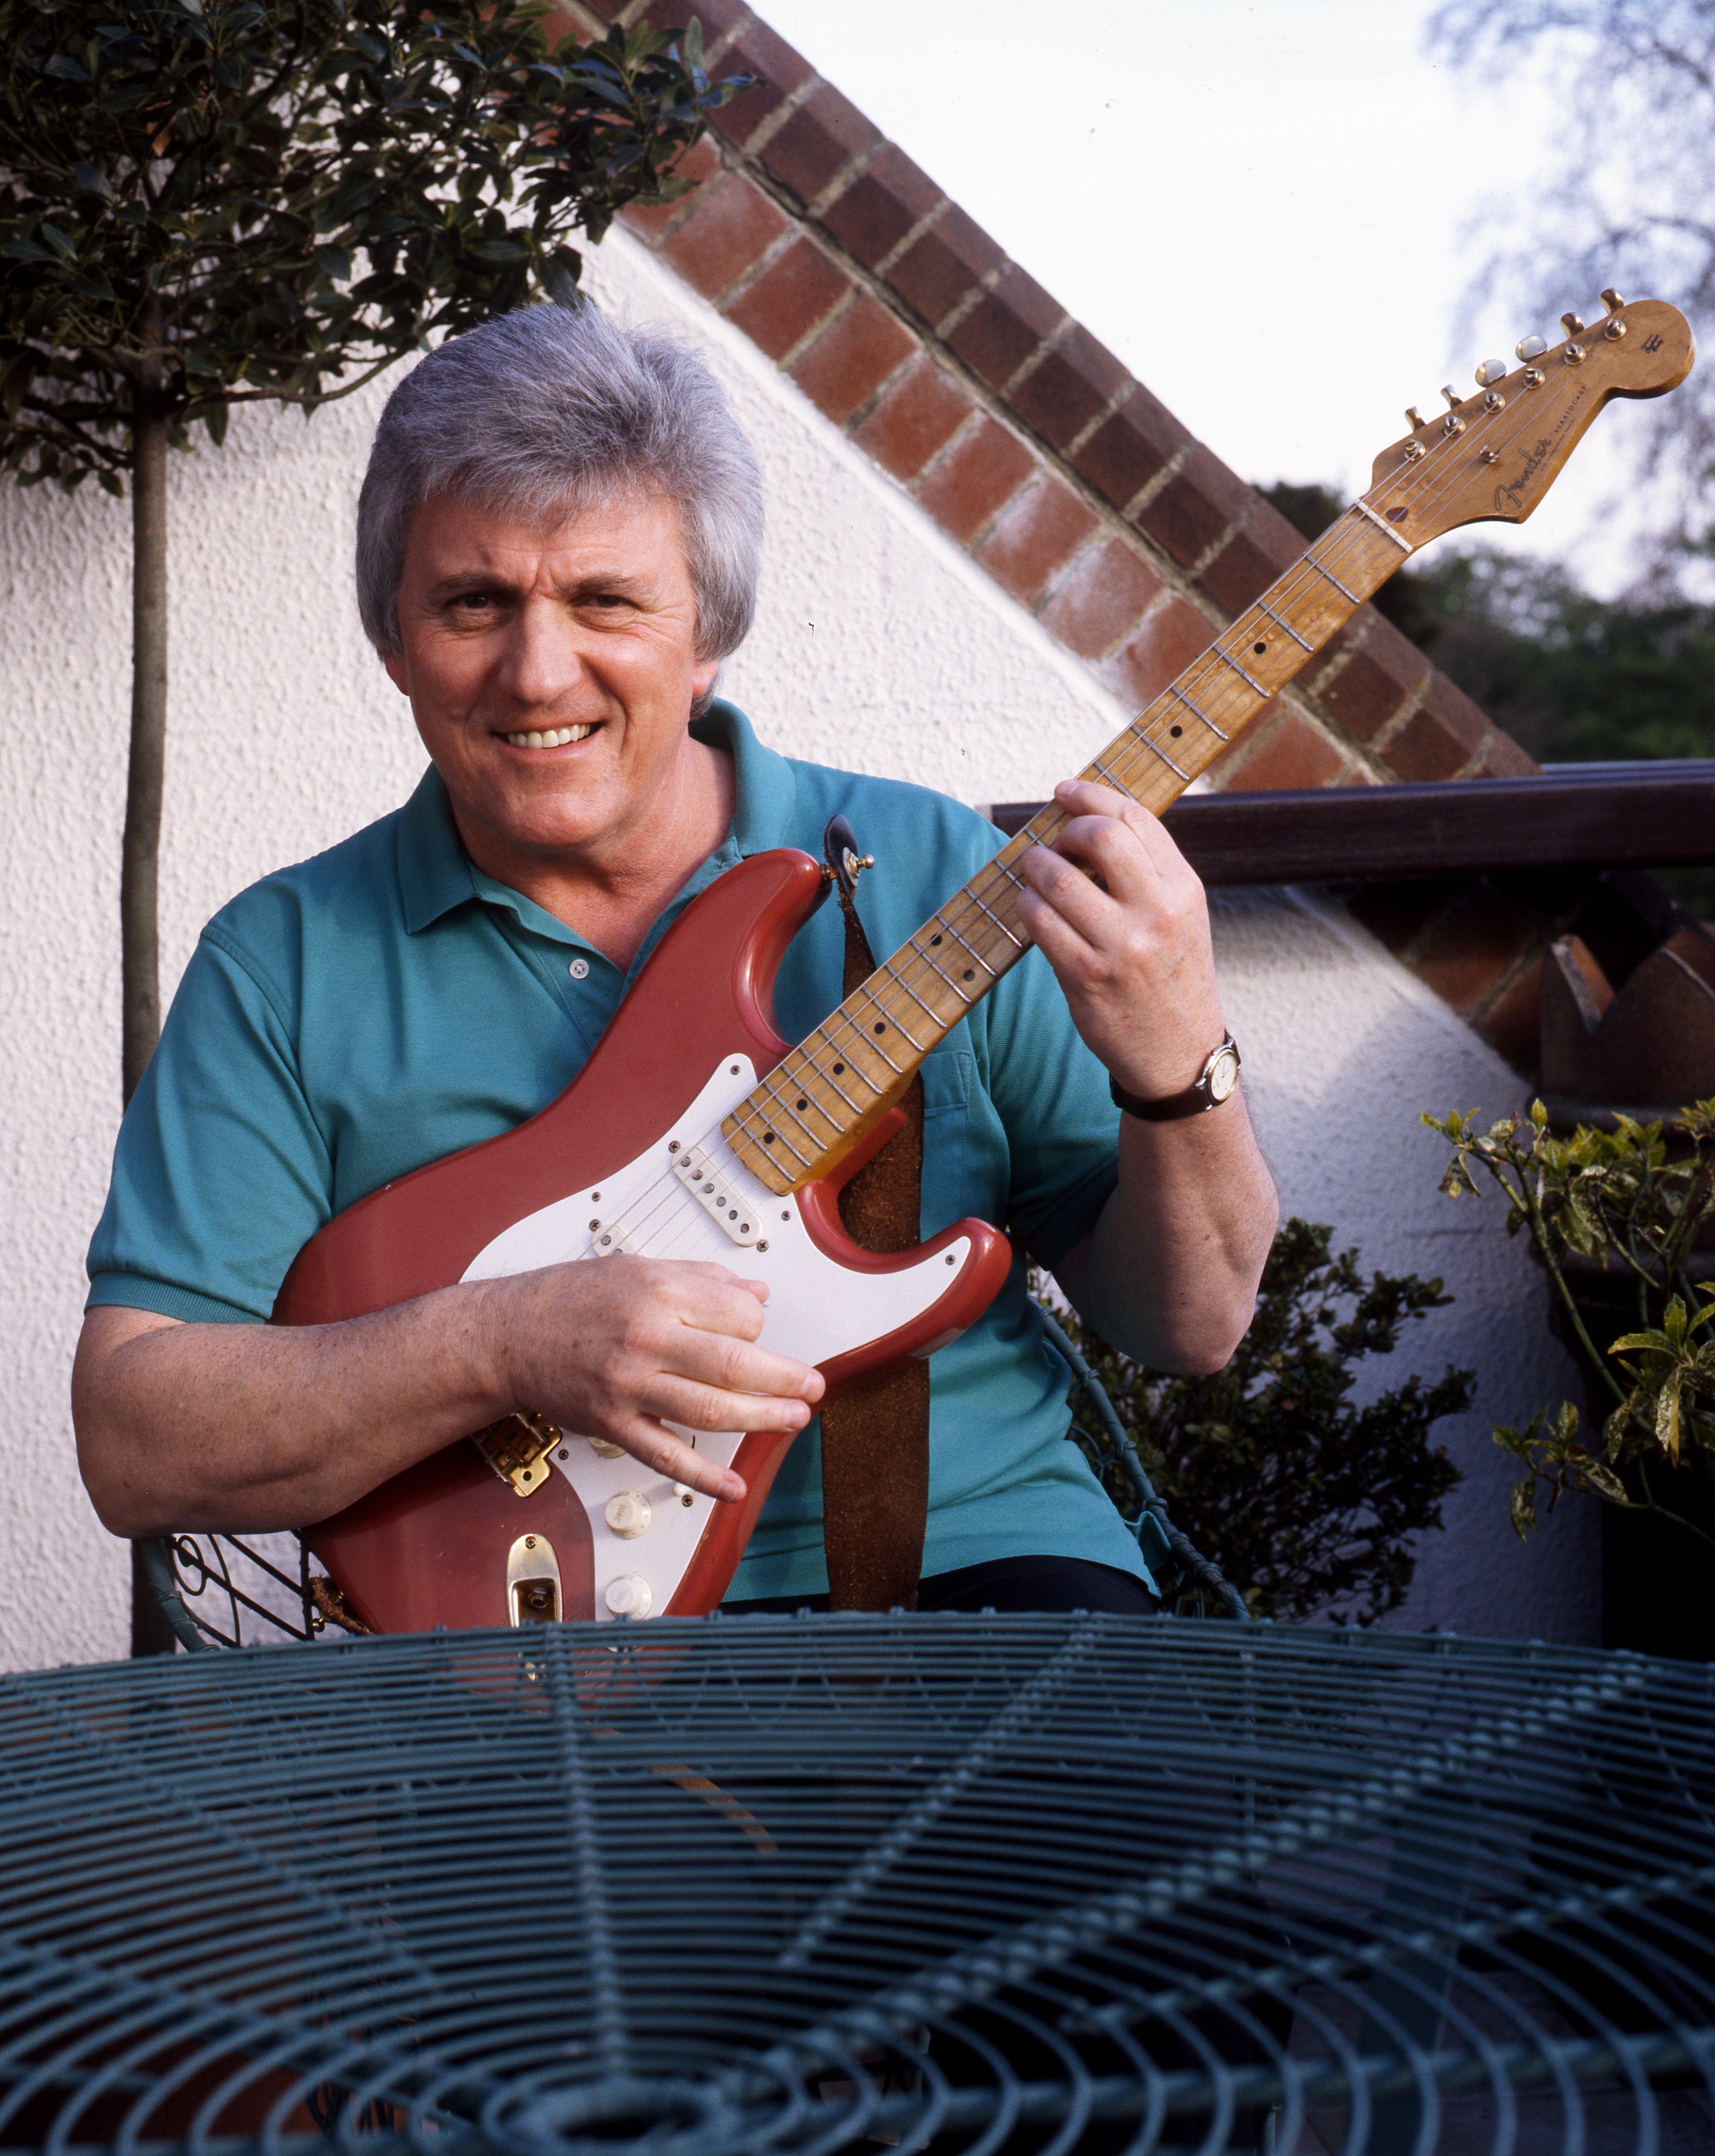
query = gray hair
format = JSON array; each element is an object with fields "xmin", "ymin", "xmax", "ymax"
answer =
[{"xmin": 355, "ymin": 301, "xmax": 764, "ymax": 664}]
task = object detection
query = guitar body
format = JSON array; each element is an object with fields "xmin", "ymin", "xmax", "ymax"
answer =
[{"xmin": 273, "ymin": 848, "xmax": 1013, "ymax": 1634}]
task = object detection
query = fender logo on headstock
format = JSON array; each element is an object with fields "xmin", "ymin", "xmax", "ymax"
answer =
[
  {"xmin": 1644, "ymin": 333, "xmax": 1664, "ymax": 352},
  {"xmin": 1494, "ymin": 391, "xmax": 1587, "ymax": 516}
]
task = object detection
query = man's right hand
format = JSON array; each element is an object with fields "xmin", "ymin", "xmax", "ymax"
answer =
[
  {"xmin": 74, "ymin": 1255, "xmax": 825, "ymax": 1538},
  {"xmin": 478, "ymin": 1256, "xmax": 823, "ymax": 1502}
]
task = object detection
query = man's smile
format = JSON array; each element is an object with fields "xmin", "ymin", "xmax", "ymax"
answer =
[{"xmin": 499, "ymin": 721, "xmax": 600, "ymax": 750}]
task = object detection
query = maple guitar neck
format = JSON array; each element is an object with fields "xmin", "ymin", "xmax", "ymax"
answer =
[
  {"xmin": 723, "ymin": 500, "xmax": 1409, "ymax": 1196},
  {"xmin": 725, "ymin": 290, "xmax": 1697, "ymax": 1198}
]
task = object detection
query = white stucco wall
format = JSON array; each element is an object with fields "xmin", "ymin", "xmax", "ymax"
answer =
[{"xmin": 0, "ymin": 226, "xmax": 1589, "ymax": 1673}]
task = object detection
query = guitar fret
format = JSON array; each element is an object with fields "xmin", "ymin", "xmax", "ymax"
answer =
[
  {"xmin": 872, "ymin": 995, "xmax": 925, "ymax": 1054},
  {"xmin": 1168, "ymin": 685, "xmax": 1226, "ymax": 740},
  {"xmin": 1138, "ymin": 731, "xmax": 1190, "ymax": 781},
  {"xmin": 1309, "ymin": 553, "xmax": 1358, "ymax": 604},
  {"xmin": 733, "ymin": 1099, "xmax": 814, "ymax": 1169},
  {"xmin": 1089, "ymin": 754, "xmax": 1130, "ymax": 790},
  {"xmin": 966, "ymin": 891, "xmax": 1025, "ymax": 949},
  {"xmin": 762, "ymin": 1077, "xmax": 841, "ymax": 1135},
  {"xmin": 1215, "ymin": 648, "xmax": 1265, "ymax": 695},
  {"xmin": 812, "ymin": 1053, "xmax": 865, "ymax": 1113},
  {"xmin": 832, "ymin": 1003, "xmax": 905, "ymax": 1077},
  {"xmin": 939, "ymin": 917, "xmax": 999, "ymax": 978},
  {"xmin": 892, "ymin": 967, "xmax": 947, "ymax": 1026},
  {"xmin": 912, "ymin": 938, "xmax": 969, "ymax": 1000},
  {"xmin": 1256, "ymin": 601, "xmax": 1312, "ymax": 651}
]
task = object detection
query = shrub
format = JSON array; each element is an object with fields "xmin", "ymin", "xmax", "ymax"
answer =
[{"xmin": 1049, "ymin": 1218, "xmax": 1470, "ymax": 1623}]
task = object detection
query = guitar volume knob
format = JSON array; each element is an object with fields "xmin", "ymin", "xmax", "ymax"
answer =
[
  {"xmin": 604, "ymin": 1491, "xmax": 653, "ymax": 1539},
  {"xmin": 604, "ymin": 1573, "xmax": 653, "ymax": 1618}
]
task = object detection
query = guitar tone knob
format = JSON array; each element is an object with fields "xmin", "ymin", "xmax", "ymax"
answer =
[
  {"xmin": 604, "ymin": 1491, "xmax": 653, "ymax": 1539},
  {"xmin": 604, "ymin": 1574, "xmax": 653, "ymax": 1618}
]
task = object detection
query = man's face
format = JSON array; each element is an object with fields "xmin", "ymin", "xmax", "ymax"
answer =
[{"xmin": 385, "ymin": 489, "xmax": 720, "ymax": 864}]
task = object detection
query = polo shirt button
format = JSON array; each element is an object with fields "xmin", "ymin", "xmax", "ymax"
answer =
[{"xmin": 568, "ymin": 958, "xmax": 590, "ymax": 981}]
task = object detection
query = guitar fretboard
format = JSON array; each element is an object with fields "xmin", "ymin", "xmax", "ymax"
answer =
[{"xmin": 724, "ymin": 498, "xmax": 1415, "ymax": 1195}]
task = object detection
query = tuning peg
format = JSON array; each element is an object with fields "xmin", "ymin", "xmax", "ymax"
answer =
[
  {"xmin": 1474, "ymin": 359, "xmax": 1508, "ymax": 388},
  {"xmin": 1515, "ymin": 334, "xmax": 1548, "ymax": 361},
  {"xmin": 1601, "ymin": 288, "xmax": 1625, "ymax": 315},
  {"xmin": 1440, "ymin": 385, "xmax": 1463, "ymax": 409},
  {"xmin": 1404, "ymin": 405, "xmax": 1427, "ymax": 432},
  {"xmin": 1561, "ymin": 311, "xmax": 1585, "ymax": 337}
]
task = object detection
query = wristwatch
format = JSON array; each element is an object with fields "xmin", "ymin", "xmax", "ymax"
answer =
[{"xmin": 1110, "ymin": 1033, "xmax": 1241, "ymax": 1121}]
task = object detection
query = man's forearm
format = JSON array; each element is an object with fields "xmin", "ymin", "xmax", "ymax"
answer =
[
  {"xmin": 73, "ymin": 1289, "xmax": 509, "ymax": 1539},
  {"xmin": 1054, "ymin": 1097, "xmax": 1277, "ymax": 1373},
  {"xmin": 74, "ymin": 1256, "xmax": 824, "ymax": 1538}
]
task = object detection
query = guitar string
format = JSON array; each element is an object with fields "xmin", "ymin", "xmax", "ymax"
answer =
[{"xmin": 558, "ymin": 363, "xmax": 1584, "ymax": 1276}]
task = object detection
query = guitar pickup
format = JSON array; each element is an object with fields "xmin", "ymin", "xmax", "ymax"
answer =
[
  {"xmin": 470, "ymin": 1410, "xmax": 562, "ymax": 1497},
  {"xmin": 671, "ymin": 1146, "xmax": 761, "ymax": 1247}
]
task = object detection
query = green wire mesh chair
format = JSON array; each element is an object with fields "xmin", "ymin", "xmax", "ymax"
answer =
[{"xmin": 136, "ymin": 1307, "xmax": 1245, "ymax": 1652}]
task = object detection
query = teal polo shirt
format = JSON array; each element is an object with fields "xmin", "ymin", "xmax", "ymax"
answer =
[{"xmin": 87, "ymin": 701, "xmax": 1145, "ymax": 1598}]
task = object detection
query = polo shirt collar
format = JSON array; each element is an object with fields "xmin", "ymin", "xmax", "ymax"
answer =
[{"xmin": 394, "ymin": 699, "xmax": 798, "ymax": 938}]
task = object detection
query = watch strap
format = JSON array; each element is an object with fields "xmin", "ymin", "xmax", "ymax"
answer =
[{"xmin": 1110, "ymin": 1033, "xmax": 1241, "ymax": 1122}]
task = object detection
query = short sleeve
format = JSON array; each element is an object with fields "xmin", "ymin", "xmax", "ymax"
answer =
[
  {"xmin": 986, "ymin": 943, "xmax": 1122, "ymax": 1269},
  {"xmin": 85, "ymin": 930, "xmax": 333, "ymax": 1324}
]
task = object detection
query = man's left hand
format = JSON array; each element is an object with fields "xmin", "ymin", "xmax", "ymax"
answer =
[{"xmin": 1016, "ymin": 778, "xmax": 1225, "ymax": 1099}]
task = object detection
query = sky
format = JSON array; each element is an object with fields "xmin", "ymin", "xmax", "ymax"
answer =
[{"xmin": 760, "ymin": 0, "xmax": 1660, "ymax": 597}]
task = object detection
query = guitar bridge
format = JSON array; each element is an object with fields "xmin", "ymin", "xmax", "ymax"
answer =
[{"xmin": 470, "ymin": 1410, "xmax": 562, "ymax": 1497}]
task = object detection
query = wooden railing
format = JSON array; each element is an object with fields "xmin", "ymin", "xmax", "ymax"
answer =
[{"xmin": 989, "ymin": 762, "xmax": 1715, "ymax": 885}]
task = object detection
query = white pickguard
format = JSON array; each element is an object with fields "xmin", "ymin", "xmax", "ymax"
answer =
[{"xmin": 460, "ymin": 1059, "xmax": 973, "ymax": 1621}]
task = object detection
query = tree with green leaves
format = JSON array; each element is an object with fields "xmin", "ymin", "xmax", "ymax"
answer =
[{"xmin": 1, "ymin": 0, "xmax": 730, "ymax": 1100}]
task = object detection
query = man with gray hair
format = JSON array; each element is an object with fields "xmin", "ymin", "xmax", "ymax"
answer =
[{"xmin": 74, "ymin": 301, "xmax": 1276, "ymax": 1617}]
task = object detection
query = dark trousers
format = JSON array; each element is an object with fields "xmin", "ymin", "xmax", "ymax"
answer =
[{"xmin": 722, "ymin": 1553, "xmax": 1161, "ymax": 1617}]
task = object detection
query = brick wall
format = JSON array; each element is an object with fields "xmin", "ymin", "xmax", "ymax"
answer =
[{"xmin": 558, "ymin": 0, "xmax": 1555, "ymax": 1065}]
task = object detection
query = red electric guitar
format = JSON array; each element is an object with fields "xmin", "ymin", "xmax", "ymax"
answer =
[{"xmin": 276, "ymin": 296, "xmax": 1692, "ymax": 1634}]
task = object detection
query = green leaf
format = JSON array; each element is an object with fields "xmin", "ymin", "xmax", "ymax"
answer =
[
  {"xmin": 1656, "ymin": 1375, "xmax": 1684, "ymax": 1464},
  {"xmin": 1509, "ymin": 1475, "xmax": 1537, "ymax": 1539}
]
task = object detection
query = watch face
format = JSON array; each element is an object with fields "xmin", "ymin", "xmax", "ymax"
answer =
[{"xmin": 1206, "ymin": 1047, "xmax": 1240, "ymax": 1103}]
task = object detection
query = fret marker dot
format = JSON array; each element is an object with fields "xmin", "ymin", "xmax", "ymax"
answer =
[
  {"xmin": 763, "ymin": 1132, "xmax": 775, "ymax": 1144},
  {"xmin": 1253, "ymin": 641, "xmax": 1267, "ymax": 655},
  {"xmin": 874, "ymin": 1021, "xmax": 886, "ymax": 1034},
  {"xmin": 931, "ymin": 934, "xmax": 943, "ymax": 947},
  {"xmin": 963, "ymin": 969, "xmax": 974, "ymax": 981},
  {"xmin": 1170, "ymin": 725, "xmax": 1183, "ymax": 738},
  {"xmin": 796, "ymin": 1097, "xmax": 808, "ymax": 1110},
  {"xmin": 833, "ymin": 1062, "xmax": 845, "ymax": 1075}
]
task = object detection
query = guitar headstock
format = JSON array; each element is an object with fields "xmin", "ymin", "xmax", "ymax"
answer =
[{"xmin": 1365, "ymin": 295, "xmax": 1694, "ymax": 546}]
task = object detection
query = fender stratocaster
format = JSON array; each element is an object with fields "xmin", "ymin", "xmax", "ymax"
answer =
[{"xmin": 275, "ymin": 296, "xmax": 1692, "ymax": 1634}]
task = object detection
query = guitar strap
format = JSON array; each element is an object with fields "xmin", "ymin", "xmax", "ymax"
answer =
[{"xmin": 817, "ymin": 820, "xmax": 930, "ymax": 1613}]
